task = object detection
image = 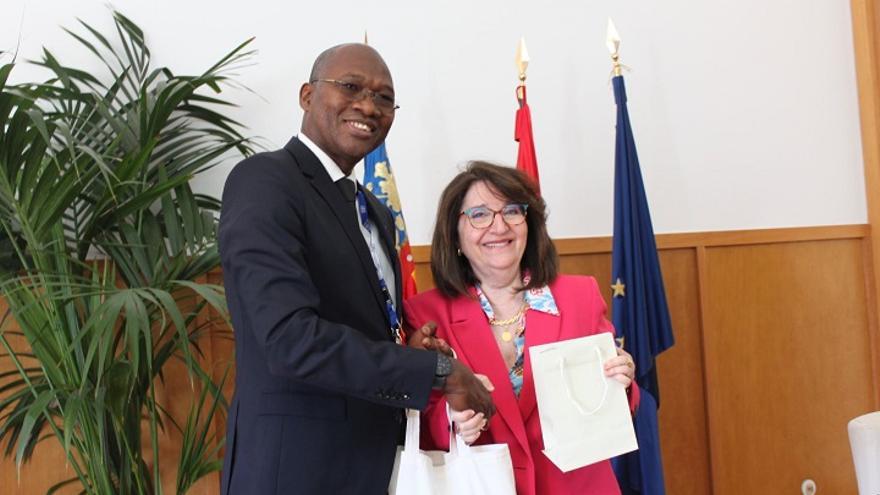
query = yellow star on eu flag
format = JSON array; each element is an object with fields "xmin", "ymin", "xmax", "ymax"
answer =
[{"xmin": 611, "ymin": 277, "xmax": 626, "ymax": 298}]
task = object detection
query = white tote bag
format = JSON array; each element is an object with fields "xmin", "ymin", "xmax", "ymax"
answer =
[
  {"xmin": 388, "ymin": 407, "xmax": 517, "ymax": 495},
  {"xmin": 529, "ymin": 332, "xmax": 638, "ymax": 472}
]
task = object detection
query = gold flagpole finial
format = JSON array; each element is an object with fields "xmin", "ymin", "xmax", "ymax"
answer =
[
  {"xmin": 606, "ymin": 18, "xmax": 622, "ymax": 77},
  {"xmin": 363, "ymin": 30, "xmax": 369, "ymax": 45},
  {"xmin": 516, "ymin": 37, "xmax": 530, "ymax": 83}
]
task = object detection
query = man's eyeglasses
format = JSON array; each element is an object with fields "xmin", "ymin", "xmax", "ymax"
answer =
[
  {"xmin": 310, "ymin": 79, "xmax": 399, "ymax": 113},
  {"xmin": 460, "ymin": 204, "xmax": 528, "ymax": 229}
]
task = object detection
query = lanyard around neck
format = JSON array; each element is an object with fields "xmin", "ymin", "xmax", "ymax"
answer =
[{"xmin": 356, "ymin": 187, "xmax": 404, "ymax": 344}]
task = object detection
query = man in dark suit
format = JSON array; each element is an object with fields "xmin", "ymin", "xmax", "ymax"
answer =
[{"xmin": 218, "ymin": 43, "xmax": 495, "ymax": 494}]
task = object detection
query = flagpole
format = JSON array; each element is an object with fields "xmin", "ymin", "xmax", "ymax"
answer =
[
  {"xmin": 607, "ymin": 17, "xmax": 674, "ymax": 494},
  {"xmin": 607, "ymin": 18, "xmax": 622, "ymax": 77},
  {"xmin": 513, "ymin": 37, "xmax": 541, "ymax": 193},
  {"xmin": 515, "ymin": 37, "xmax": 529, "ymax": 105}
]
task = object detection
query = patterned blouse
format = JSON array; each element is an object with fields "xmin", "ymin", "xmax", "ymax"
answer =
[{"xmin": 474, "ymin": 283, "xmax": 560, "ymax": 396}]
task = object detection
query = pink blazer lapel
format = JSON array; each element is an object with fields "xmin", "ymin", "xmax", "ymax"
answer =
[
  {"xmin": 448, "ymin": 295, "xmax": 531, "ymax": 456},
  {"xmin": 518, "ymin": 308, "xmax": 562, "ymax": 422}
]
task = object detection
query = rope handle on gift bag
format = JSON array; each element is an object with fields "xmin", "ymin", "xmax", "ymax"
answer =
[
  {"xmin": 441, "ymin": 349, "xmax": 473, "ymax": 458},
  {"xmin": 405, "ymin": 405, "xmax": 474, "ymax": 457},
  {"xmin": 559, "ymin": 346, "xmax": 609, "ymax": 416},
  {"xmin": 447, "ymin": 402, "xmax": 474, "ymax": 457},
  {"xmin": 403, "ymin": 406, "xmax": 468, "ymax": 456}
]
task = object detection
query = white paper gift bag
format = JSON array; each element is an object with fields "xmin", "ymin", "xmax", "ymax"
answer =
[
  {"xmin": 529, "ymin": 332, "xmax": 638, "ymax": 472},
  {"xmin": 389, "ymin": 407, "xmax": 517, "ymax": 495}
]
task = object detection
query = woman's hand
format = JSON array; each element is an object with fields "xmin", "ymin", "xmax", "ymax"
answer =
[
  {"xmin": 451, "ymin": 409, "xmax": 489, "ymax": 445},
  {"xmin": 604, "ymin": 347, "xmax": 636, "ymax": 388}
]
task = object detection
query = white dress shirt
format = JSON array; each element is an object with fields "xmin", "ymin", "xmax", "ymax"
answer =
[{"xmin": 298, "ymin": 133, "xmax": 398, "ymax": 310}]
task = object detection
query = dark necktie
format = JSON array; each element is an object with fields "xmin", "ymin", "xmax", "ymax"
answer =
[{"xmin": 337, "ymin": 179, "xmax": 356, "ymax": 204}]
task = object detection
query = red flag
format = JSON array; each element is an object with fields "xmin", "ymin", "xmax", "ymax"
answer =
[
  {"xmin": 397, "ymin": 242, "xmax": 417, "ymax": 300},
  {"xmin": 515, "ymin": 85, "xmax": 541, "ymax": 193}
]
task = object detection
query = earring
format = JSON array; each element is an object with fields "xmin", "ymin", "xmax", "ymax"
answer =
[{"xmin": 456, "ymin": 248, "xmax": 462, "ymax": 256}]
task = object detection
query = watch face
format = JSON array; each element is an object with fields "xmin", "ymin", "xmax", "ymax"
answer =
[{"xmin": 436, "ymin": 354, "xmax": 453, "ymax": 377}]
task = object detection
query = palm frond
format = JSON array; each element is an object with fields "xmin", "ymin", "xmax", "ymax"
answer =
[{"xmin": 0, "ymin": 10, "xmax": 253, "ymax": 494}]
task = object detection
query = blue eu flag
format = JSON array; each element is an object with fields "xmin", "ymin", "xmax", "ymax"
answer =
[{"xmin": 610, "ymin": 74, "xmax": 675, "ymax": 495}]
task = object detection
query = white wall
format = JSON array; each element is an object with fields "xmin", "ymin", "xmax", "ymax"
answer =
[{"xmin": 1, "ymin": 0, "xmax": 866, "ymax": 244}]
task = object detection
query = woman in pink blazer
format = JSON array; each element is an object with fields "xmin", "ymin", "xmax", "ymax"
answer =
[{"xmin": 404, "ymin": 161, "xmax": 639, "ymax": 495}]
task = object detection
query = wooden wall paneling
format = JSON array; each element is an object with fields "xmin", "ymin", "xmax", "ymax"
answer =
[
  {"xmin": 702, "ymin": 239, "xmax": 873, "ymax": 494},
  {"xmin": 413, "ymin": 262, "xmax": 435, "ymax": 293},
  {"xmin": 557, "ymin": 252, "xmax": 611, "ymax": 290},
  {"xmin": 411, "ymin": 245, "xmax": 434, "ymax": 293},
  {"xmin": 0, "ymin": 441, "xmax": 76, "ymax": 495},
  {"xmin": 654, "ymin": 248, "xmax": 712, "ymax": 495},
  {"xmin": 852, "ymin": 0, "xmax": 880, "ymax": 408},
  {"xmin": 653, "ymin": 225, "xmax": 869, "ymax": 249},
  {"xmin": 860, "ymin": 236, "xmax": 880, "ymax": 409},
  {"xmin": 695, "ymin": 245, "xmax": 717, "ymax": 495},
  {"xmin": 0, "ymin": 301, "xmax": 75, "ymax": 494}
]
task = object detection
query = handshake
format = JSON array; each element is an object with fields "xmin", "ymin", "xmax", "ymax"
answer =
[{"xmin": 408, "ymin": 322, "xmax": 496, "ymax": 424}]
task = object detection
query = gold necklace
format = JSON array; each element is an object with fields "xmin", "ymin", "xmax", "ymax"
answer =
[
  {"xmin": 489, "ymin": 303, "xmax": 529, "ymax": 342},
  {"xmin": 500, "ymin": 319, "xmax": 525, "ymax": 343}
]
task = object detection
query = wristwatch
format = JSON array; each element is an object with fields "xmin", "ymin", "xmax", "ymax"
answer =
[{"xmin": 432, "ymin": 353, "xmax": 453, "ymax": 390}]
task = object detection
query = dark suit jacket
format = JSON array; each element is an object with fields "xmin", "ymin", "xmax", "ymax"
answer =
[
  {"xmin": 218, "ymin": 137, "xmax": 436, "ymax": 494},
  {"xmin": 404, "ymin": 276, "xmax": 640, "ymax": 495}
]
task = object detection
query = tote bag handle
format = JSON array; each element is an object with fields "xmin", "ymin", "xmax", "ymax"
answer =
[
  {"xmin": 560, "ymin": 346, "xmax": 609, "ymax": 416},
  {"xmin": 403, "ymin": 404, "xmax": 474, "ymax": 457},
  {"xmin": 447, "ymin": 403, "xmax": 474, "ymax": 457}
]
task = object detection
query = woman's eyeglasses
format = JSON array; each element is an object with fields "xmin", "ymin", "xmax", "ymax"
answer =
[{"xmin": 460, "ymin": 204, "xmax": 528, "ymax": 229}]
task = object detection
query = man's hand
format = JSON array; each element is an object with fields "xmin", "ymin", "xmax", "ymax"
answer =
[
  {"xmin": 442, "ymin": 359, "xmax": 495, "ymax": 420},
  {"xmin": 407, "ymin": 321, "xmax": 453, "ymax": 357}
]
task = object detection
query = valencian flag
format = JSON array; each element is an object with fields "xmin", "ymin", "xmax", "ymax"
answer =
[
  {"xmin": 363, "ymin": 142, "xmax": 418, "ymax": 300},
  {"xmin": 610, "ymin": 74, "xmax": 675, "ymax": 495},
  {"xmin": 515, "ymin": 85, "xmax": 541, "ymax": 193}
]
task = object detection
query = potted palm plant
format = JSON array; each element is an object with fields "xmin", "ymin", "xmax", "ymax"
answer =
[{"xmin": 0, "ymin": 11, "xmax": 253, "ymax": 493}]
